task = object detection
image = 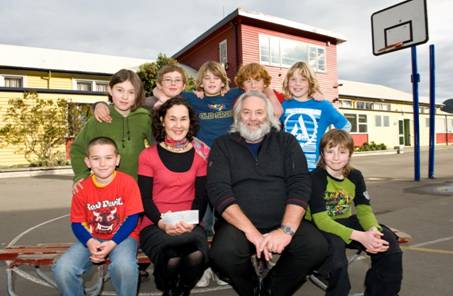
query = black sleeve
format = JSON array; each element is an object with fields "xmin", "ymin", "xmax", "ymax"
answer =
[
  {"xmin": 349, "ymin": 169, "xmax": 371, "ymax": 206},
  {"xmin": 284, "ymin": 134, "xmax": 312, "ymax": 209},
  {"xmin": 138, "ymin": 174, "xmax": 161, "ymax": 224},
  {"xmin": 309, "ymin": 169, "xmax": 329, "ymax": 214},
  {"xmin": 207, "ymin": 138, "xmax": 237, "ymax": 215},
  {"xmin": 192, "ymin": 176, "xmax": 208, "ymax": 221}
]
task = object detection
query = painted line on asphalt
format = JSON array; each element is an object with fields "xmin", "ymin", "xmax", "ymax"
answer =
[
  {"xmin": 401, "ymin": 246, "xmax": 453, "ymax": 255},
  {"xmin": 409, "ymin": 235, "xmax": 453, "ymax": 248}
]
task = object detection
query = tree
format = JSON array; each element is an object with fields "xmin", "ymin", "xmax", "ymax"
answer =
[
  {"xmin": 137, "ymin": 53, "xmax": 195, "ymax": 97},
  {"xmin": 0, "ymin": 92, "xmax": 69, "ymax": 166}
]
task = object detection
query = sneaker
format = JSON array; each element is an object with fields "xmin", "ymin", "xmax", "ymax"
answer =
[
  {"xmin": 212, "ymin": 271, "xmax": 229, "ymax": 286},
  {"xmin": 196, "ymin": 268, "xmax": 212, "ymax": 288}
]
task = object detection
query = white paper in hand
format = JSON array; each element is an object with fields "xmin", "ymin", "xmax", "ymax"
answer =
[{"xmin": 161, "ymin": 210, "xmax": 199, "ymax": 225}]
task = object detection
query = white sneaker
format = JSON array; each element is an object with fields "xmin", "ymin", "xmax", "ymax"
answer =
[
  {"xmin": 196, "ymin": 268, "xmax": 212, "ymax": 287},
  {"xmin": 212, "ymin": 271, "xmax": 229, "ymax": 286}
]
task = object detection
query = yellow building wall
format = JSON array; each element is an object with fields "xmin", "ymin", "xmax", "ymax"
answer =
[{"xmin": 0, "ymin": 90, "xmax": 108, "ymax": 168}]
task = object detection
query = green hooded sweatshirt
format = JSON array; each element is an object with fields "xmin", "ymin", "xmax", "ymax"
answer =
[{"xmin": 70, "ymin": 105, "xmax": 153, "ymax": 182}]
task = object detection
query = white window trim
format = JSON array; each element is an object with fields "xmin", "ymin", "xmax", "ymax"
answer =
[
  {"xmin": 258, "ymin": 33, "xmax": 327, "ymax": 72},
  {"xmin": 1, "ymin": 74, "xmax": 26, "ymax": 87},
  {"xmin": 219, "ymin": 39, "xmax": 228, "ymax": 66}
]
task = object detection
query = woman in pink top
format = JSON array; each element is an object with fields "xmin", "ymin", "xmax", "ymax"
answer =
[{"xmin": 138, "ymin": 96, "xmax": 209, "ymax": 296}]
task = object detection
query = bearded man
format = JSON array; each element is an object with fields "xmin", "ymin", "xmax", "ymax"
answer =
[{"xmin": 207, "ymin": 91, "xmax": 328, "ymax": 296}]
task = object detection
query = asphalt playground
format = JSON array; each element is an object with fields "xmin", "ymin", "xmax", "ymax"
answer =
[{"xmin": 1, "ymin": 146, "xmax": 453, "ymax": 295}]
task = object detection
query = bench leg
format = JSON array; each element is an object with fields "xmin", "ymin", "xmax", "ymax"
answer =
[{"xmin": 6, "ymin": 267, "xmax": 17, "ymax": 296}]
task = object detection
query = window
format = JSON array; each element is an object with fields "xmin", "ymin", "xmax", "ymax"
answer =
[
  {"xmin": 356, "ymin": 101, "xmax": 373, "ymax": 110},
  {"xmin": 259, "ymin": 34, "xmax": 326, "ymax": 71},
  {"xmin": 340, "ymin": 100, "xmax": 352, "ymax": 108},
  {"xmin": 373, "ymin": 103, "xmax": 391, "ymax": 111},
  {"xmin": 375, "ymin": 115, "xmax": 382, "ymax": 127},
  {"xmin": 345, "ymin": 113, "xmax": 367, "ymax": 133},
  {"xmin": 219, "ymin": 40, "xmax": 228, "ymax": 67},
  {"xmin": 4, "ymin": 76, "xmax": 23, "ymax": 88},
  {"xmin": 76, "ymin": 81, "xmax": 92, "ymax": 91},
  {"xmin": 383, "ymin": 115, "xmax": 390, "ymax": 127},
  {"xmin": 95, "ymin": 82, "xmax": 108, "ymax": 92}
]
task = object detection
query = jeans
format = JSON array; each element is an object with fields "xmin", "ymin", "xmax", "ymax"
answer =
[{"xmin": 52, "ymin": 237, "xmax": 138, "ymax": 296}]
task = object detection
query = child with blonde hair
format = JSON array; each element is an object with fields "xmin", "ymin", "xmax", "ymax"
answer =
[{"xmin": 280, "ymin": 61, "xmax": 351, "ymax": 171}]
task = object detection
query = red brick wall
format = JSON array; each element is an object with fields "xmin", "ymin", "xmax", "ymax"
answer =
[
  {"xmin": 175, "ymin": 23, "xmax": 239, "ymax": 81},
  {"xmin": 240, "ymin": 24, "xmax": 339, "ymax": 101}
]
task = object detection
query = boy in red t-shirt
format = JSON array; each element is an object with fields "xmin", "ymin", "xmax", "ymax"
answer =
[{"xmin": 53, "ymin": 137, "xmax": 143, "ymax": 296}]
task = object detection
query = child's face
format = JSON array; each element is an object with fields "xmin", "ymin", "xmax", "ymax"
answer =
[
  {"xmin": 162, "ymin": 104, "xmax": 190, "ymax": 142},
  {"xmin": 323, "ymin": 144, "xmax": 350, "ymax": 176},
  {"xmin": 84, "ymin": 144, "xmax": 120, "ymax": 184},
  {"xmin": 202, "ymin": 70, "xmax": 224, "ymax": 96},
  {"xmin": 288, "ymin": 71, "xmax": 310, "ymax": 100},
  {"xmin": 108, "ymin": 80, "xmax": 136, "ymax": 116},
  {"xmin": 158, "ymin": 71, "xmax": 185, "ymax": 98},
  {"xmin": 242, "ymin": 78, "xmax": 265, "ymax": 92}
]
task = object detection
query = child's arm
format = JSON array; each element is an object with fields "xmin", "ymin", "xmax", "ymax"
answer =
[
  {"xmin": 93, "ymin": 101, "xmax": 112, "ymax": 123},
  {"xmin": 70, "ymin": 124, "xmax": 93, "ymax": 184},
  {"xmin": 325, "ymin": 101, "xmax": 351, "ymax": 131},
  {"xmin": 263, "ymin": 87, "xmax": 283, "ymax": 117},
  {"xmin": 350, "ymin": 170, "xmax": 381, "ymax": 231}
]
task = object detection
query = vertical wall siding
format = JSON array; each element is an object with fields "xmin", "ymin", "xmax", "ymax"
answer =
[
  {"xmin": 176, "ymin": 24, "xmax": 238, "ymax": 80},
  {"xmin": 240, "ymin": 24, "xmax": 338, "ymax": 100}
]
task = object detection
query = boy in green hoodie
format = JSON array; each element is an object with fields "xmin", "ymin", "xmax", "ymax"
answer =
[{"xmin": 71, "ymin": 69, "xmax": 153, "ymax": 192}]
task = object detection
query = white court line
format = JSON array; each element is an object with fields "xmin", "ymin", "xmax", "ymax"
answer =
[
  {"xmin": 410, "ymin": 235, "xmax": 453, "ymax": 248},
  {"xmin": 7, "ymin": 214, "xmax": 69, "ymax": 247}
]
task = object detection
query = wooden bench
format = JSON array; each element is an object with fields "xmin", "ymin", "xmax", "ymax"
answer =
[{"xmin": 0, "ymin": 243, "xmax": 152, "ymax": 296}]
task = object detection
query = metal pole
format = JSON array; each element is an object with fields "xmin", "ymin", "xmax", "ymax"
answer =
[
  {"xmin": 411, "ymin": 46, "xmax": 421, "ymax": 181},
  {"xmin": 428, "ymin": 45, "xmax": 436, "ymax": 178}
]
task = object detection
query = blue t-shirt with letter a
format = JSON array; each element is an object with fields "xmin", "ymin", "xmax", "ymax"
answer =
[{"xmin": 280, "ymin": 98, "xmax": 351, "ymax": 171}]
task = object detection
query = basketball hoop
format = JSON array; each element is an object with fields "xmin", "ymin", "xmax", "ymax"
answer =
[{"xmin": 378, "ymin": 41, "xmax": 404, "ymax": 53}]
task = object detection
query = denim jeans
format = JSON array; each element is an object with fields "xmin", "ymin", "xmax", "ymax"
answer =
[{"xmin": 52, "ymin": 237, "xmax": 138, "ymax": 296}]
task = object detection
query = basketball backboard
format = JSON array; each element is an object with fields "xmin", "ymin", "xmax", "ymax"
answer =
[{"xmin": 371, "ymin": 0, "xmax": 428, "ymax": 56}]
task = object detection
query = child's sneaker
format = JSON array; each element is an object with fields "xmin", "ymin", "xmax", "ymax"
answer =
[
  {"xmin": 212, "ymin": 271, "xmax": 229, "ymax": 286},
  {"xmin": 196, "ymin": 268, "xmax": 212, "ymax": 288}
]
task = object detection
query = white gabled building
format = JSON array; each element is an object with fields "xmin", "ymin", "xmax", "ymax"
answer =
[{"xmin": 338, "ymin": 79, "xmax": 453, "ymax": 149}]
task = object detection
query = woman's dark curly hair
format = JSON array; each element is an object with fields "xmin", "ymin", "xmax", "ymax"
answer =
[{"xmin": 152, "ymin": 96, "xmax": 199, "ymax": 142}]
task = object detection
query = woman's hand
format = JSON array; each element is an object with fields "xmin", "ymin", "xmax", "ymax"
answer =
[{"xmin": 72, "ymin": 179, "xmax": 84, "ymax": 195}]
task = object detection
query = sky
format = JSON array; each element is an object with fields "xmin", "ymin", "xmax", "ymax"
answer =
[{"xmin": 0, "ymin": 0, "xmax": 451, "ymax": 102}]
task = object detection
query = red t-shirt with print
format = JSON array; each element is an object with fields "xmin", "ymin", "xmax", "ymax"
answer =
[{"xmin": 71, "ymin": 171, "xmax": 144, "ymax": 241}]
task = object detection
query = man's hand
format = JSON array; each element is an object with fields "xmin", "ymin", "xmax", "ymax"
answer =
[
  {"xmin": 72, "ymin": 179, "xmax": 84, "ymax": 195},
  {"xmin": 93, "ymin": 102, "xmax": 112, "ymax": 123},
  {"xmin": 244, "ymin": 228, "xmax": 265, "ymax": 259},
  {"xmin": 260, "ymin": 229, "xmax": 292, "ymax": 260}
]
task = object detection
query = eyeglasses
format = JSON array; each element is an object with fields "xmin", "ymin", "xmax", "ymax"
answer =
[{"xmin": 162, "ymin": 78, "xmax": 184, "ymax": 84}]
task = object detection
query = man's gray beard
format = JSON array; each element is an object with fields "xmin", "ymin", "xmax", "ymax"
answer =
[{"xmin": 238, "ymin": 121, "xmax": 271, "ymax": 142}]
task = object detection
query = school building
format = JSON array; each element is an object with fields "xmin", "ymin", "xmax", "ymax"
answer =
[
  {"xmin": 338, "ymin": 79, "xmax": 453, "ymax": 148},
  {"xmin": 0, "ymin": 43, "xmax": 149, "ymax": 167},
  {"xmin": 173, "ymin": 8, "xmax": 346, "ymax": 101}
]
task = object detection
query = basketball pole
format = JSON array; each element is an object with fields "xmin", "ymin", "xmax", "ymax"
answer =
[
  {"xmin": 411, "ymin": 46, "xmax": 421, "ymax": 181},
  {"xmin": 428, "ymin": 44, "xmax": 436, "ymax": 179}
]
